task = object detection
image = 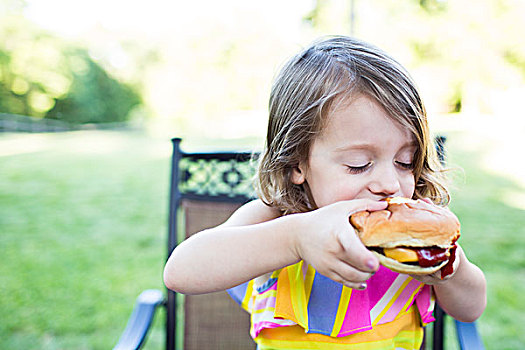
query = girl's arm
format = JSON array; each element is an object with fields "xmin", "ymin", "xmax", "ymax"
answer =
[
  {"xmin": 164, "ymin": 200, "xmax": 298, "ymax": 294},
  {"xmin": 163, "ymin": 199, "xmax": 387, "ymax": 295},
  {"xmin": 433, "ymin": 246, "xmax": 486, "ymax": 322},
  {"xmin": 413, "ymin": 246, "xmax": 486, "ymax": 322}
]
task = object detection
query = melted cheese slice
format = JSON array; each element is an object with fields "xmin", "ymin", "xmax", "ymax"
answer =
[{"xmin": 384, "ymin": 247, "xmax": 418, "ymax": 262}]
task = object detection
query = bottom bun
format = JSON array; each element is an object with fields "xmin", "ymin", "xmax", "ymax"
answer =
[{"xmin": 372, "ymin": 251, "xmax": 448, "ymax": 275}]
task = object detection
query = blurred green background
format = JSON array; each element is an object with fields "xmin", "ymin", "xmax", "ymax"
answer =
[{"xmin": 1, "ymin": 0, "xmax": 524, "ymax": 349}]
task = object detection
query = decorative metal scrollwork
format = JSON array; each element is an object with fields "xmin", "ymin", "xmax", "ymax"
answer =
[{"xmin": 179, "ymin": 155, "xmax": 258, "ymax": 201}]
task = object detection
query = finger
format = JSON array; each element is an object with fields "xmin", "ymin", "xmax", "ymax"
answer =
[
  {"xmin": 411, "ymin": 271, "xmax": 448, "ymax": 285},
  {"xmin": 342, "ymin": 198, "xmax": 388, "ymax": 215},
  {"xmin": 331, "ymin": 260, "xmax": 374, "ymax": 283},
  {"xmin": 330, "ymin": 270, "xmax": 370, "ymax": 290},
  {"xmin": 337, "ymin": 228, "xmax": 379, "ymax": 273},
  {"xmin": 410, "ymin": 273, "xmax": 436, "ymax": 285}
]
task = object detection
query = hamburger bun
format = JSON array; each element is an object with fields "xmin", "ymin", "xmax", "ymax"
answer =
[{"xmin": 350, "ymin": 197, "xmax": 460, "ymax": 275}]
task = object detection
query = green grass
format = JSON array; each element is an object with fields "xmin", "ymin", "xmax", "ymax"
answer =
[
  {"xmin": 443, "ymin": 133, "xmax": 525, "ymax": 350},
  {"xmin": 1, "ymin": 130, "xmax": 524, "ymax": 349},
  {"xmin": 0, "ymin": 131, "xmax": 170, "ymax": 349}
]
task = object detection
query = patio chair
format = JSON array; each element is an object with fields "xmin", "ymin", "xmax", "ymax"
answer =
[{"xmin": 113, "ymin": 137, "xmax": 484, "ymax": 350}]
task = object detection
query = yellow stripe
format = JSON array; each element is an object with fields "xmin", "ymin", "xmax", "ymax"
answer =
[
  {"xmin": 288, "ymin": 262, "xmax": 308, "ymax": 329},
  {"xmin": 257, "ymin": 307, "xmax": 423, "ymax": 349},
  {"xmin": 253, "ymin": 306, "xmax": 275, "ymax": 314},
  {"xmin": 372, "ymin": 277, "xmax": 412, "ymax": 325},
  {"xmin": 304, "ymin": 264, "xmax": 316, "ymax": 302},
  {"xmin": 252, "ymin": 290, "xmax": 277, "ymax": 314},
  {"xmin": 330, "ymin": 286, "xmax": 352, "ymax": 337},
  {"xmin": 241, "ymin": 279, "xmax": 254, "ymax": 310},
  {"xmin": 257, "ymin": 330, "xmax": 423, "ymax": 350},
  {"xmin": 271, "ymin": 269, "xmax": 282, "ymax": 279},
  {"xmin": 392, "ymin": 329, "xmax": 424, "ymax": 349}
]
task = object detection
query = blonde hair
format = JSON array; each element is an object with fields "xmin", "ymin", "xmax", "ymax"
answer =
[{"xmin": 256, "ymin": 36, "xmax": 449, "ymax": 214}]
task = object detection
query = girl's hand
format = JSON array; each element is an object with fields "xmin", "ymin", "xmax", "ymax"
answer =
[
  {"xmin": 410, "ymin": 244, "xmax": 462, "ymax": 285},
  {"xmin": 293, "ymin": 199, "xmax": 388, "ymax": 290}
]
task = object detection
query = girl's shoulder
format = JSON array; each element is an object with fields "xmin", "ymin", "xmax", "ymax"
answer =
[{"xmin": 221, "ymin": 199, "xmax": 283, "ymax": 227}]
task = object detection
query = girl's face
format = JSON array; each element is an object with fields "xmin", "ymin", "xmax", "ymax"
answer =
[{"xmin": 292, "ymin": 95, "xmax": 416, "ymax": 207}]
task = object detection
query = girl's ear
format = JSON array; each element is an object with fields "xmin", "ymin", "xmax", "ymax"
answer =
[{"xmin": 291, "ymin": 164, "xmax": 306, "ymax": 185}]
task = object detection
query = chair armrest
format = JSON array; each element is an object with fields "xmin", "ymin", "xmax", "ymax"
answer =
[
  {"xmin": 455, "ymin": 320, "xmax": 484, "ymax": 350},
  {"xmin": 113, "ymin": 289, "xmax": 165, "ymax": 350}
]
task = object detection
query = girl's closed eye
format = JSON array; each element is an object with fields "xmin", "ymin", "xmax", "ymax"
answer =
[
  {"xmin": 395, "ymin": 160, "xmax": 414, "ymax": 170},
  {"xmin": 395, "ymin": 148, "xmax": 416, "ymax": 171},
  {"xmin": 346, "ymin": 162, "xmax": 371, "ymax": 174}
]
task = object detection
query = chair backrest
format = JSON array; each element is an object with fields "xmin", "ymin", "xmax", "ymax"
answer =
[
  {"xmin": 166, "ymin": 138, "xmax": 257, "ymax": 350},
  {"xmin": 165, "ymin": 137, "xmax": 451, "ymax": 350}
]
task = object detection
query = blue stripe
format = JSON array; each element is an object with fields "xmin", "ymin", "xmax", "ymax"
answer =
[
  {"xmin": 256, "ymin": 277, "xmax": 278, "ymax": 293},
  {"xmin": 227, "ymin": 281, "xmax": 249, "ymax": 306},
  {"xmin": 307, "ymin": 273, "xmax": 343, "ymax": 335}
]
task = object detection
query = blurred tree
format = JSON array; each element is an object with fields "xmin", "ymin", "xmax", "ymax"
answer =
[
  {"xmin": 417, "ymin": 0, "xmax": 448, "ymax": 13},
  {"xmin": 404, "ymin": 0, "xmax": 525, "ymax": 114},
  {"xmin": 0, "ymin": 16, "xmax": 141, "ymax": 124},
  {"xmin": 303, "ymin": 0, "xmax": 352, "ymax": 34},
  {"xmin": 306, "ymin": 0, "xmax": 525, "ymax": 116},
  {"xmin": 46, "ymin": 49, "xmax": 141, "ymax": 124}
]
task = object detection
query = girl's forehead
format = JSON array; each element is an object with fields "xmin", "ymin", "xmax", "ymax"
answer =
[{"xmin": 316, "ymin": 95, "xmax": 416, "ymax": 148}]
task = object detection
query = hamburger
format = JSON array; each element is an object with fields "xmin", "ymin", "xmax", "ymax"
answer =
[{"xmin": 350, "ymin": 197, "xmax": 460, "ymax": 277}]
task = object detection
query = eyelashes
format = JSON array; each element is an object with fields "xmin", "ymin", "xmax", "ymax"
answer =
[
  {"xmin": 345, "ymin": 161, "xmax": 414, "ymax": 174},
  {"xmin": 395, "ymin": 161, "xmax": 414, "ymax": 170},
  {"xmin": 346, "ymin": 163, "xmax": 371, "ymax": 174}
]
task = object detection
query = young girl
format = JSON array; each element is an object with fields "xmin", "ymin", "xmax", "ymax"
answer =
[{"xmin": 164, "ymin": 36, "xmax": 486, "ymax": 349}]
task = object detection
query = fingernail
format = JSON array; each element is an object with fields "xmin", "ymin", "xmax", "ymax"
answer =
[{"xmin": 358, "ymin": 283, "xmax": 367, "ymax": 290}]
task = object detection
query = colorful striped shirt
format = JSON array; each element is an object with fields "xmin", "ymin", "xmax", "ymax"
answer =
[{"xmin": 228, "ymin": 261, "xmax": 435, "ymax": 349}]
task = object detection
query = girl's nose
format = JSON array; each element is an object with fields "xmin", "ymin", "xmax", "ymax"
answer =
[{"xmin": 369, "ymin": 165, "xmax": 401, "ymax": 197}]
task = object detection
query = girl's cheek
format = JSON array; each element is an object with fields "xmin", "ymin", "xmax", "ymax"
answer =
[{"xmin": 336, "ymin": 185, "xmax": 363, "ymax": 202}]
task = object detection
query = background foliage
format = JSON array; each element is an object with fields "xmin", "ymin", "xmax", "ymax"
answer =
[
  {"xmin": 2, "ymin": 0, "xmax": 524, "ymax": 132},
  {"xmin": 0, "ymin": 17, "xmax": 141, "ymax": 125}
]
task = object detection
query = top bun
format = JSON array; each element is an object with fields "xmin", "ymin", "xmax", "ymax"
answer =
[{"xmin": 350, "ymin": 197, "xmax": 460, "ymax": 248}]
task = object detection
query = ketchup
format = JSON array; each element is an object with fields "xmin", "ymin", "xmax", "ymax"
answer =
[
  {"xmin": 440, "ymin": 245, "xmax": 457, "ymax": 279},
  {"xmin": 416, "ymin": 248, "xmax": 449, "ymax": 267}
]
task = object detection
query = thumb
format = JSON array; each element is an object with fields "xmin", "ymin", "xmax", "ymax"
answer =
[{"xmin": 338, "ymin": 224, "xmax": 379, "ymax": 273}]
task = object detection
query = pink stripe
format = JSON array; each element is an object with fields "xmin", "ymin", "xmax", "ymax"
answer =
[
  {"xmin": 367, "ymin": 266, "xmax": 399, "ymax": 308},
  {"xmin": 405, "ymin": 284, "xmax": 423, "ymax": 312},
  {"xmin": 338, "ymin": 324, "xmax": 373, "ymax": 336},
  {"xmin": 253, "ymin": 296, "xmax": 276, "ymax": 311},
  {"xmin": 378, "ymin": 279, "xmax": 421, "ymax": 324},
  {"xmin": 414, "ymin": 284, "xmax": 430, "ymax": 311},
  {"xmin": 416, "ymin": 285, "xmax": 436, "ymax": 323},
  {"xmin": 338, "ymin": 289, "xmax": 372, "ymax": 336},
  {"xmin": 252, "ymin": 321, "xmax": 292, "ymax": 338}
]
